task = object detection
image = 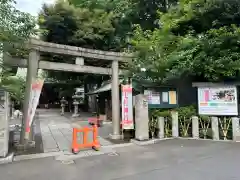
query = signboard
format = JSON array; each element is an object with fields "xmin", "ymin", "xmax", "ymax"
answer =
[
  {"xmin": 143, "ymin": 88, "xmax": 178, "ymax": 109},
  {"xmin": 151, "ymin": 92, "xmax": 160, "ymax": 104},
  {"xmin": 198, "ymin": 86, "xmax": 238, "ymax": 116},
  {"xmin": 169, "ymin": 91, "xmax": 177, "ymax": 105},
  {"xmin": 121, "ymin": 84, "xmax": 134, "ymax": 129},
  {"xmin": 75, "ymin": 87, "xmax": 85, "ymax": 104},
  {"xmin": 144, "ymin": 90, "xmax": 160, "ymax": 104},
  {"xmin": 26, "ymin": 79, "xmax": 44, "ymax": 133},
  {"xmin": 162, "ymin": 92, "xmax": 169, "ymax": 102}
]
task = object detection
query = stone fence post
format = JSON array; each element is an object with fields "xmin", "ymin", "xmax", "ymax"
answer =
[
  {"xmin": 192, "ymin": 116, "xmax": 199, "ymax": 139},
  {"xmin": 171, "ymin": 111, "xmax": 179, "ymax": 138},
  {"xmin": 211, "ymin": 117, "xmax": 219, "ymax": 140},
  {"xmin": 157, "ymin": 117, "xmax": 165, "ymax": 139},
  {"xmin": 10, "ymin": 102, "xmax": 14, "ymax": 120},
  {"xmin": 232, "ymin": 117, "xmax": 240, "ymax": 142}
]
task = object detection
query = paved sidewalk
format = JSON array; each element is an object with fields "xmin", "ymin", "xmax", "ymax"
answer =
[{"xmin": 38, "ymin": 109, "xmax": 113, "ymax": 153}]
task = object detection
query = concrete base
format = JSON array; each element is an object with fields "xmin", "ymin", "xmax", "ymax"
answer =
[
  {"xmin": 14, "ymin": 151, "xmax": 62, "ymax": 162},
  {"xmin": 131, "ymin": 138, "xmax": 174, "ymax": 146},
  {"xmin": 135, "ymin": 136, "xmax": 149, "ymax": 141},
  {"xmin": 103, "ymin": 121, "xmax": 112, "ymax": 125},
  {"xmin": 234, "ymin": 133, "xmax": 240, "ymax": 142},
  {"xmin": 0, "ymin": 153, "xmax": 14, "ymax": 164},
  {"xmin": 109, "ymin": 134, "xmax": 122, "ymax": 140},
  {"xmin": 14, "ymin": 141, "xmax": 36, "ymax": 151},
  {"xmin": 72, "ymin": 114, "xmax": 80, "ymax": 118},
  {"xmin": 233, "ymin": 132, "xmax": 240, "ymax": 142}
]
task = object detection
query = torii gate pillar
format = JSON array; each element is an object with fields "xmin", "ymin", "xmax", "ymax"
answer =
[
  {"xmin": 20, "ymin": 50, "xmax": 39, "ymax": 144},
  {"xmin": 110, "ymin": 60, "xmax": 121, "ymax": 139}
]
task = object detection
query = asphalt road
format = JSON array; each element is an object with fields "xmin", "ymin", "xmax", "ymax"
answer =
[{"xmin": 1, "ymin": 139, "xmax": 240, "ymax": 180}]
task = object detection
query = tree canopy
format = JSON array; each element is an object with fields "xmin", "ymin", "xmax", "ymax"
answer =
[
  {"xmin": 0, "ymin": 0, "xmax": 35, "ymax": 53},
  {"xmin": 38, "ymin": 1, "xmax": 116, "ymax": 82},
  {"xmin": 38, "ymin": 0, "xmax": 179, "ymax": 82},
  {"xmin": 0, "ymin": 0, "xmax": 35, "ymax": 102},
  {"xmin": 131, "ymin": 0, "xmax": 240, "ymax": 82},
  {"xmin": 38, "ymin": 0, "xmax": 240, "ymax": 84}
]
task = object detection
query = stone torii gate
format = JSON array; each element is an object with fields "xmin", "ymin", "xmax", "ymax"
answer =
[{"xmin": 5, "ymin": 38, "xmax": 133, "ymax": 143}]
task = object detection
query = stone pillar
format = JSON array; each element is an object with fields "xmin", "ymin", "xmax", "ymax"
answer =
[
  {"xmin": 74, "ymin": 103, "xmax": 78, "ymax": 115},
  {"xmin": 192, "ymin": 116, "xmax": 199, "ymax": 139},
  {"xmin": 135, "ymin": 94, "xmax": 149, "ymax": 140},
  {"xmin": 211, "ymin": 117, "xmax": 219, "ymax": 140},
  {"xmin": 158, "ymin": 117, "xmax": 165, "ymax": 139},
  {"xmin": 171, "ymin": 111, "xmax": 179, "ymax": 138},
  {"xmin": 61, "ymin": 104, "xmax": 65, "ymax": 115},
  {"xmin": 21, "ymin": 50, "xmax": 39, "ymax": 144},
  {"xmin": 75, "ymin": 57, "xmax": 84, "ymax": 65},
  {"xmin": 72, "ymin": 100, "xmax": 79, "ymax": 117},
  {"xmin": 60, "ymin": 98, "xmax": 67, "ymax": 115},
  {"xmin": 110, "ymin": 60, "xmax": 120, "ymax": 139},
  {"xmin": 0, "ymin": 92, "xmax": 10, "ymax": 157},
  {"xmin": 10, "ymin": 102, "xmax": 15, "ymax": 120},
  {"xmin": 232, "ymin": 117, "xmax": 240, "ymax": 141}
]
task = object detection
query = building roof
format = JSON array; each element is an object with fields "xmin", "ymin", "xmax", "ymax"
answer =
[{"xmin": 86, "ymin": 79, "xmax": 124, "ymax": 95}]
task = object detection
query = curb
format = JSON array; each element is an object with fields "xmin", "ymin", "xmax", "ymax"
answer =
[
  {"xmin": 9, "ymin": 143, "xmax": 134, "ymax": 163},
  {"xmin": 131, "ymin": 138, "xmax": 174, "ymax": 146},
  {"xmin": 105, "ymin": 142, "xmax": 134, "ymax": 148},
  {"xmin": 131, "ymin": 137, "xmax": 240, "ymax": 146},
  {"xmin": 176, "ymin": 137, "xmax": 239, "ymax": 143},
  {"xmin": 13, "ymin": 151, "xmax": 63, "ymax": 162},
  {"xmin": 0, "ymin": 153, "xmax": 14, "ymax": 165}
]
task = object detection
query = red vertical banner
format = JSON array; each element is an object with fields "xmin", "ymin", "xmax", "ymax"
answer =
[
  {"xmin": 121, "ymin": 85, "xmax": 134, "ymax": 129},
  {"xmin": 26, "ymin": 79, "xmax": 44, "ymax": 133}
]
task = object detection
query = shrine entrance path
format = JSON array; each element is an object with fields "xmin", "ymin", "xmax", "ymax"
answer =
[{"xmin": 37, "ymin": 109, "xmax": 113, "ymax": 153}]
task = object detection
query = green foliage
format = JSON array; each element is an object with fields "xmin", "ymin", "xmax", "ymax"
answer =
[
  {"xmin": 162, "ymin": 0, "xmax": 240, "ymax": 35},
  {"xmin": 131, "ymin": 0, "xmax": 240, "ymax": 82},
  {"xmin": 39, "ymin": 1, "xmax": 115, "ymax": 49},
  {"xmin": 168, "ymin": 26, "xmax": 240, "ymax": 81},
  {"xmin": 149, "ymin": 109, "xmax": 172, "ymax": 138},
  {"xmin": 0, "ymin": 0, "xmax": 36, "ymax": 53},
  {"xmin": 38, "ymin": 1, "xmax": 116, "ymax": 81},
  {"xmin": 1, "ymin": 75, "xmax": 25, "ymax": 102},
  {"xmin": 151, "ymin": 109, "xmax": 171, "ymax": 118},
  {"xmin": 68, "ymin": 0, "xmax": 106, "ymax": 9},
  {"xmin": 199, "ymin": 115, "xmax": 210, "ymax": 122},
  {"xmin": 176, "ymin": 105, "xmax": 197, "ymax": 119},
  {"xmin": 148, "ymin": 117, "xmax": 158, "ymax": 138},
  {"xmin": 0, "ymin": 0, "xmax": 35, "ymax": 103},
  {"xmin": 39, "ymin": 0, "xmax": 240, "ymax": 83},
  {"xmin": 39, "ymin": 0, "xmax": 180, "ymax": 82}
]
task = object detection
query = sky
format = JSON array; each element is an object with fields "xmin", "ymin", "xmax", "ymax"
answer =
[{"xmin": 15, "ymin": 0, "xmax": 56, "ymax": 16}]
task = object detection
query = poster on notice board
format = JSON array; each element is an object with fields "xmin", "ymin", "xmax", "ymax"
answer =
[{"xmin": 198, "ymin": 86, "xmax": 238, "ymax": 116}]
